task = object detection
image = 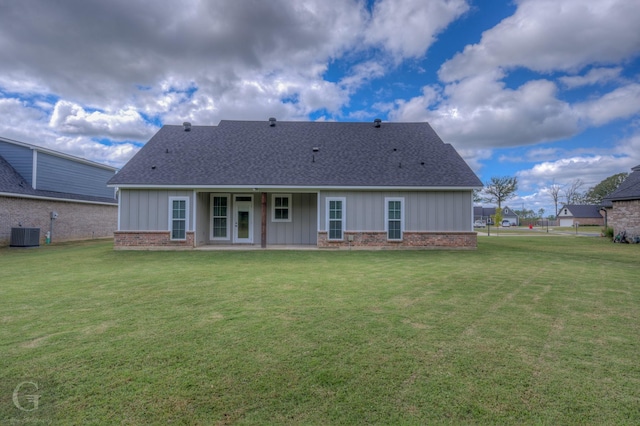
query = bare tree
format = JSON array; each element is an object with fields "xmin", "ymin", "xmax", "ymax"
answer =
[
  {"xmin": 548, "ymin": 180, "xmax": 563, "ymax": 217},
  {"xmin": 563, "ymin": 178, "xmax": 585, "ymax": 205},
  {"xmin": 482, "ymin": 176, "xmax": 518, "ymax": 209}
]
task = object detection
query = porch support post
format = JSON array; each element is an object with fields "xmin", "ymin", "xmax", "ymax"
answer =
[{"xmin": 261, "ymin": 192, "xmax": 267, "ymax": 248}]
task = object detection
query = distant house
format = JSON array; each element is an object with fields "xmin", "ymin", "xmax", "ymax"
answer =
[
  {"xmin": 473, "ymin": 205, "xmax": 519, "ymax": 226},
  {"xmin": 0, "ymin": 137, "xmax": 118, "ymax": 246},
  {"xmin": 108, "ymin": 119, "xmax": 483, "ymax": 249},
  {"xmin": 557, "ymin": 205, "xmax": 604, "ymax": 227},
  {"xmin": 602, "ymin": 164, "xmax": 640, "ymax": 236}
]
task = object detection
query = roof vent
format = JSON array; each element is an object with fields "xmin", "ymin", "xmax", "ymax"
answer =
[
  {"xmin": 183, "ymin": 122, "xmax": 191, "ymax": 131},
  {"xmin": 312, "ymin": 147, "xmax": 319, "ymax": 153},
  {"xmin": 269, "ymin": 117, "xmax": 276, "ymax": 127},
  {"xmin": 374, "ymin": 118, "xmax": 382, "ymax": 128}
]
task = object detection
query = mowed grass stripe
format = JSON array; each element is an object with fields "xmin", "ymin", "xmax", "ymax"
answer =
[{"xmin": 1, "ymin": 237, "xmax": 638, "ymax": 424}]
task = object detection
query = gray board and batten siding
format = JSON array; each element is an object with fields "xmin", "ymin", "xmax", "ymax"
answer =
[
  {"xmin": 36, "ymin": 151, "xmax": 115, "ymax": 198},
  {"xmin": 120, "ymin": 190, "xmax": 318, "ymax": 246},
  {"xmin": 320, "ymin": 191, "xmax": 472, "ymax": 232},
  {"xmin": 0, "ymin": 138, "xmax": 116, "ymax": 199},
  {"xmin": 119, "ymin": 189, "xmax": 194, "ymax": 232},
  {"xmin": 120, "ymin": 189, "xmax": 471, "ymax": 246}
]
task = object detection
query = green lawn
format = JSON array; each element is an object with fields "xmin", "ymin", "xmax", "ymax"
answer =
[{"xmin": 1, "ymin": 237, "xmax": 639, "ymax": 424}]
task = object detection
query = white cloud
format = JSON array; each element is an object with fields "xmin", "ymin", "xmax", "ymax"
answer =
[
  {"xmin": 517, "ymin": 155, "xmax": 639, "ymax": 193},
  {"xmin": 365, "ymin": 0, "xmax": 469, "ymax": 59},
  {"xmin": 439, "ymin": 0, "xmax": 640, "ymax": 82},
  {"xmin": 559, "ymin": 67, "xmax": 623, "ymax": 89},
  {"xmin": 49, "ymin": 100, "xmax": 158, "ymax": 140},
  {"xmin": 574, "ymin": 84, "xmax": 640, "ymax": 127},
  {"xmin": 388, "ymin": 73, "xmax": 578, "ymax": 148}
]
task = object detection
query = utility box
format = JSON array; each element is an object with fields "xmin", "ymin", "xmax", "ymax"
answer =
[{"xmin": 10, "ymin": 228, "xmax": 41, "ymax": 247}]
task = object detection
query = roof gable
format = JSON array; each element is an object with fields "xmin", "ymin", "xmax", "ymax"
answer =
[
  {"xmin": 559, "ymin": 204, "xmax": 603, "ymax": 218},
  {"xmin": 109, "ymin": 120, "xmax": 482, "ymax": 188},
  {"xmin": 473, "ymin": 206, "xmax": 518, "ymax": 218}
]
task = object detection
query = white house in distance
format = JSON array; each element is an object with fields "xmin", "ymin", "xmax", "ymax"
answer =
[
  {"xmin": 557, "ymin": 205, "xmax": 604, "ymax": 227},
  {"xmin": 1, "ymin": 136, "xmax": 118, "ymax": 246},
  {"xmin": 108, "ymin": 119, "xmax": 483, "ymax": 250}
]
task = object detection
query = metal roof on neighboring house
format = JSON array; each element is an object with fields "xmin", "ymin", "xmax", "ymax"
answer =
[
  {"xmin": 603, "ymin": 164, "xmax": 640, "ymax": 203},
  {"xmin": 559, "ymin": 204, "xmax": 603, "ymax": 218},
  {"xmin": 0, "ymin": 155, "xmax": 117, "ymax": 204},
  {"xmin": 108, "ymin": 120, "xmax": 483, "ymax": 188}
]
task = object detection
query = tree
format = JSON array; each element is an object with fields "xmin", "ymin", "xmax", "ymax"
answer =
[
  {"xmin": 537, "ymin": 208, "xmax": 545, "ymax": 218},
  {"xmin": 584, "ymin": 172, "xmax": 628, "ymax": 204},
  {"xmin": 563, "ymin": 178, "xmax": 585, "ymax": 205},
  {"xmin": 473, "ymin": 189, "xmax": 483, "ymax": 203},
  {"xmin": 482, "ymin": 176, "xmax": 518, "ymax": 209},
  {"xmin": 548, "ymin": 180, "xmax": 563, "ymax": 217},
  {"xmin": 493, "ymin": 207, "xmax": 503, "ymax": 230}
]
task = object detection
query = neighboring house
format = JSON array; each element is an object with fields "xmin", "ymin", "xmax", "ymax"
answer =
[
  {"xmin": 602, "ymin": 164, "xmax": 640, "ymax": 236},
  {"xmin": 108, "ymin": 119, "xmax": 483, "ymax": 249},
  {"xmin": 473, "ymin": 206, "xmax": 519, "ymax": 226},
  {"xmin": 557, "ymin": 205, "xmax": 604, "ymax": 227},
  {"xmin": 0, "ymin": 136, "xmax": 118, "ymax": 246}
]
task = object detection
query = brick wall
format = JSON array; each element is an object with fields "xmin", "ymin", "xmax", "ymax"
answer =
[
  {"xmin": 114, "ymin": 231, "xmax": 195, "ymax": 249},
  {"xmin": 0, "ymin": 196, "xmax": 117, "ymax": 246},
  {"xmin": 609, "ymin": 200, "xmax": 640, "ymax": 236},
  {"xmin": 317, "ymin": 231, "xmax": 477, "ymax": 249}
]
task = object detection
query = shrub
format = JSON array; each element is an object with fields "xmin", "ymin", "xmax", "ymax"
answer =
[{"xmin": 602, "ymin": 226, "xmax": 614, "ymax": 239}]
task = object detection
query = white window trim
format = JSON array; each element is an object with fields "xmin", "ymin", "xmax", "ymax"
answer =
[
  {"xmin": 326, "ymin": 197, "xmax": 346, "ymax": 241},
  {"xmin": 271, "ymin": 194, "xmax": 292, "ymax": 222},
  {"xmin": 169, "ymin": 196, "xmax": 189, "ymax": 241},
  {"xmin": 385, "ymin": 197, "xmax": 404, "ymax": 241},
  {"xmin": 210, "ymin": 194, "xmax": 230, "ymax": 240}
]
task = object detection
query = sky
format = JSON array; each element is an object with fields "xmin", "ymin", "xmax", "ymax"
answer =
[{"xmin": 1, "ymin": 0, "xmax": 639, "ymax": 216}]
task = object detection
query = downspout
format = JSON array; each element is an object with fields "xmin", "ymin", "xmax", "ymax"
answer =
[
  {"xmin": 261, "ymin": 192, "xmax": 267, "ymax": 248},
  {"xmin": 192, "ymin": 190, "xmax": 197, "ymax": 247}
]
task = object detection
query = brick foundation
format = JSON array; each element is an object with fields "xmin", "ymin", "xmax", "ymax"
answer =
[
  {"xmin": 317, "ymin": 231, "xmax": 477, "ymax": 249},
  {"xmin": 114, "ymin": 231, "xmax": 195, "ymax": 249}
]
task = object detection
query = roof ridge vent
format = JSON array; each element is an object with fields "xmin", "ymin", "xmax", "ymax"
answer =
[
  {"xmin": 374, "ymin": 118, "xmax": 382, "ymax": 128},
  {"xmin": 183, "ymin": 122, "xmax": 191, "ymax": 131},
  {"xmin": 269, "ymin": 117, "xmax": 276, "ymax": 127}
]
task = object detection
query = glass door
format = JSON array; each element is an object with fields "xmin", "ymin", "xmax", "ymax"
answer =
[{"xmin": 233, "ymin": 196, "xmax": 253, "ymax": 243}]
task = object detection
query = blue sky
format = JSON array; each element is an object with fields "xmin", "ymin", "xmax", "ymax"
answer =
[{"xmin": 1, "ymin": 0, "xmax": 639, "ymax": 216}]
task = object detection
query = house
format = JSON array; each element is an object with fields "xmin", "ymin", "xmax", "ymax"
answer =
[
  {"xmin": 602, "ymin": 164, "xmax": 640, "ymax": 236},
  {"xmin": 108, "ymin": 119, "xmax": 483, "ymax": 250},
  {"xmin": 473, "ymin": 206, "xmax": 519, "ymax": 226},
  {"xmin": 557, "ymin": 205, "xmax": 604, "ymax": 227},
  {"xmin": 1, "ymin": 136, "xmax": 118, "ymax": 246}
]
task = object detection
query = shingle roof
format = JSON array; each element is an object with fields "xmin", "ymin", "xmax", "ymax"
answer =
[
  {"xmin": 559, "ymin": 204, "xmax": 603, "ymax": 218},
  {"xmin": 109, "ymin": 120, "xmax": 482, "ymax": 188},
  {"xmin": 473, "ymin": 206, "xmax": 518, "ymax": 218},
  {"xmin": 603, "ymin": 165, "xmax": 640, "ymax": 202},
  {"xmin": 1, "ymin": 155, "xmax": 117, "ymax": 204}
]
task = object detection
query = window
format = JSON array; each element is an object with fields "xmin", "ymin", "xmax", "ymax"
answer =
[
  {"xmin": 272, "ymin": 194, "xmax": 292, "ymax": 222},
  {"xmin": 385, "ymin": 197, "xmax": 404, "ymax": 240},
  {"xmin": 169, "ymin": 197, "xmax": 189, "ymax": 240},
  {"xmin": 211, "ymin": 195, "xmax": 229, "ymax": 239},
  {"xmin": 326, "ymin": 197, "xmax": 345, "ymax": 240}
]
